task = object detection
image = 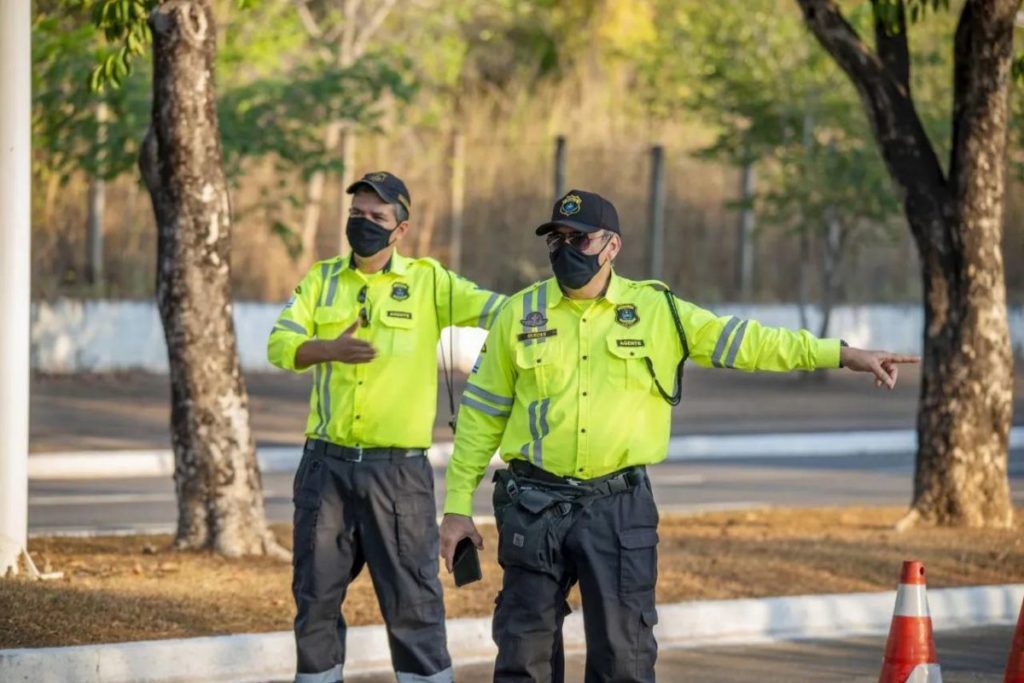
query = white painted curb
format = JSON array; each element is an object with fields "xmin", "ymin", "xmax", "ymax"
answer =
[
  {"xmin": 27, "ymin": 427, "xmax": 1024, "ymax": 480},
  {"xmin": 2, "ymin": 584, "xmax": 1021, "ymax": 683}
]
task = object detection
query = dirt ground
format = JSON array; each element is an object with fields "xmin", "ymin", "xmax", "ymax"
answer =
[{"xmin": 2, "ymin": 506, "xmax": 1022, "ymax": 649}]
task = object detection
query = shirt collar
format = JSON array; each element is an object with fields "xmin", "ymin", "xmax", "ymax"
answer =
[
  {"xmin": 548, "ymin": 269, "xmax": 624, "ymax": 308},
  {"xmin": 344, "ymin": 249, "xmax": 408, "ymax": 276}
]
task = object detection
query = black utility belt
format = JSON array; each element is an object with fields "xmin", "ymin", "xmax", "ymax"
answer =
[
  {"xmin": 507, "ymin": 459, "xmax": 646, "ymax": 496},
  {"xmin": 304, "ymin": 438, "xmax": 427, "ymax": 463}
]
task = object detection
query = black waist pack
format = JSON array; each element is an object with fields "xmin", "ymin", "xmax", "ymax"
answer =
[{"xmin": 492, "ymin": 469, "xmax": 573, "ymax": 577}]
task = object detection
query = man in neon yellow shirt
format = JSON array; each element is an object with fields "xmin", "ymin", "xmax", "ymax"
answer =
[
  {"xmin": 268, "ymin": 171, "xmax": 506, "ymax": 683},
  {"xmin": 440, "ymin": 189, "xmax": 918, "ymax": 682}
]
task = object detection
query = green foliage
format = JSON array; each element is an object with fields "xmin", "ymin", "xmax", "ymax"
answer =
[
  {"xmin": 219, "ymin": 53, "xmax": 416, "ymax": 181},
  {"xmin": 631, "ymin": 0, "xmax": 904, "ymax": 246},
  {"xmin": 33, "ymin": 9, "xmax": 151, "ymax": 182},
  {"xmin": 73, "ymin": 0, "xmax": 155, "ymax": 90}
]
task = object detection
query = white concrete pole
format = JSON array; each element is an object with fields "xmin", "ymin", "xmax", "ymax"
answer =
[{"xmin": 0, "ymin": 0, "xmax": 32, "ymax": 576}]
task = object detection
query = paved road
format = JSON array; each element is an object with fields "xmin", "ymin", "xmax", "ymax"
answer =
[
  {"xmin": 27, "ymin": 450, "xmax": 1024, "ymax": 535},
  {"xmin": 337, "ymin": 624, "xmax": 1014, "ymax": 683},
  {"xmin": 31, "ymin": 365, "xmax": 1024, "ymax": 453}
]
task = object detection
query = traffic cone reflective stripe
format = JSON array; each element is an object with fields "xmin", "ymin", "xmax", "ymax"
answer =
[
  {"xmin": 879, "ymin": 561, "xmax": 942, "ymax": 683},
  {"xmin": 1004, "ymin": 597, "xmax": 1024, "ymax": 683}
]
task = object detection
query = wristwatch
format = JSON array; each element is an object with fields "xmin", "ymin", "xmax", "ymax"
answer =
[{"xmin": 839, "ymin": 339, "xmax": 849, "ymax": 368}]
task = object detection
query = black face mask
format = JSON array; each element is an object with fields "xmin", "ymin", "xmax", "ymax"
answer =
[
  {"xmin": 346, "ymin": 216, "xmax": 394, "ymax": 257},
  {"xmin": 549, "ymin": 239, "xmax": 609, "ymax": 290}
]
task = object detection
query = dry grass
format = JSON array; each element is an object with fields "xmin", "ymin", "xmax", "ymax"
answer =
[{"xmin": 2, "ymin": 506, "xmax": 1022, "ymax": 649}]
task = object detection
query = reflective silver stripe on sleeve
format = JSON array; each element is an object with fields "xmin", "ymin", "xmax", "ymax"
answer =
[
  {"xmin": 724, "ymin": 320, "xmax": 749, "ymax": 369},
  {"xmin": 711, "ymin": 316, "xmax": 741, "ymax": 368},
  {"xmin": 275, "ymin": 318, "xmax": 307, "ymax": 335},
  {"xmin": 317, "ymin": 362, "xmax": 333, "ymax": 437},
  {"xmin": 462, "ymin": 395, "xmax": 511, "ymax": 418},
  {"xmin": 478, "ymin": 292, "xmax": 499, "ymax": 328},
  {"xmin": 464, "ymin": 383, "xmax": 513, "ymax": 407},
  {"xmin": 324, "ymin": 261, "xmax": 343, "ymax": 306},
  {"xmin": 522, "ymin": 290, "xmax": 535, "ymax": 346}
]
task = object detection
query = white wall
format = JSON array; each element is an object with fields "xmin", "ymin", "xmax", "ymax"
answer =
[{"xmin": 30, "ymin": 299, "xmax": 1024, "ymax": 374}]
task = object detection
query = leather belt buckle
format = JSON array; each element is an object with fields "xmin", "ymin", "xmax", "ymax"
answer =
[{"xmin": 350, "ymin": 446, "xmax": 364, "ymax": 463}]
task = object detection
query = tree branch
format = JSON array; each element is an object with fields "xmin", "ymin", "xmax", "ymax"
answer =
[
  {"xmin": 794, "ymin": 0, "xmax": 947, "ymax": 239},
  {"xmin": 292, "ymin": 0, "xmax": 322, "ymax": 40},
  {"xmin": 871, "ymin": 0, "xmax": 911, "ymax": 95},
  {"xmin": 351, "ymin": 0, "xmax": 397, "ymax": 59}
]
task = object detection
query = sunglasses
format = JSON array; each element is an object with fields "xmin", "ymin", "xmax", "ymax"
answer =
[
  {"xmin": 358, "ymin": 285, "xmax": 370, "ymax": 327},
  {"xmin": 545, "ymin": 230, "xmax": 610, "ymax": 252}
]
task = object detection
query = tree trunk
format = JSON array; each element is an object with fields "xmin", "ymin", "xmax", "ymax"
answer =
[
  {"xmin": 335, "ymin": 125, "xmax": 355, "ymax": 255},
  {"xmin": 299, "ymin": 120, "xmax": 341, "ymax": 268},
  {"xmin": 139, "ymin": 0, "xmax": 286, "ymax": 557},
  {"xmin": 86, "ymin": 101, "xmax": 108, "ymax": 287},
  {"xmin": 817, "ymin": 206, "xmax": 843, "ymax": 340},
  {"xmin": 903, "ymin": 0, "xmax": 1016, "ymax": 530},
  {"xmin": 796, "ymin": 0, "xmax": 1018, "ymax": 529},
  {"xmin": 85, "ymin": 175, "xmax": 105, "ymax": 286}
]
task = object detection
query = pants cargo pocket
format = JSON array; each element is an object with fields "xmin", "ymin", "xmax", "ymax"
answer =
[
  {"xmin": 636, "ymin": 608, "xmax": 659, "ymax": 679},
  {"xmin": 292, "ymin": 459, "xmax": 325, "ymax": 567},
  {"xmin": 619, "ymin": 528, "xmax": 658, "ymax": 594},
  {"xmin": 395, "ymin": 494, "xmax": 437, "ymax": 562}
]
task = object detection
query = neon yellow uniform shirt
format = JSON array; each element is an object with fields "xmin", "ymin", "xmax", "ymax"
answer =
[
  {"xmin": 444, "ymin": 271, "xmax": 842, "ymax": 515},
  {"xmin": 267, "ymin": 251, "xmax": 507, "ymax": 449}
]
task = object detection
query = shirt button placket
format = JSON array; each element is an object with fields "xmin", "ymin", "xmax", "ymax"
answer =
[{"xmin": 577, "ymin": 312, "xmax": 589, "ymax": 478}]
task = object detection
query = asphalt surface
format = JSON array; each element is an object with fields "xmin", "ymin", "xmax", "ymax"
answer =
[
  {"xmin": 24, "ymin": 368, "xmax": 1024, "ymax": 681},
  {"xmin": 27, "ymin": 449, "xmax": 1024, "ymax": 535},
  {"xmin": 34, "ymin": 364, "xmax": 1024, "ymax": 453},
  {"xmin": 341, "ymin": 625, "xmax": 1016, "ymax": 683}
]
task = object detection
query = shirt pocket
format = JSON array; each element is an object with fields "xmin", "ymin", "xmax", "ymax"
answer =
[
  {"xmin": 312, "ymin": 306, "xmax": 356, "ymax": 340},
  {"xmin": 605, "ymin": 337, "xmax": 655, "ymax": 394},
  {"xmin": 514, "ymin": 338, "xmax": 569, "ymax": 397},
  {"xmin": 377, "ymin": 307, "xmax": 417, "ymax": 356}
]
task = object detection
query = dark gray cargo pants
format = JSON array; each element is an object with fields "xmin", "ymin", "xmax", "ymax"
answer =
[
  {"xmin": 491, "ymin": 463, "xmax": 659, "ymax": 683},
  {"xmin": 292, "ymin": 441, "xmax": 453, "ymax": 683}
]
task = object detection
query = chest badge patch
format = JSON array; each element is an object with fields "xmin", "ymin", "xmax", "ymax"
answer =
[
  {"xmin": 615, "ymin": 304, "xmax": 639, "ymax": 328},
  {"xmin": 521, "ymin": 310, "xmax": 548, "ymax": 328},
  {"xmin": 391, "ymin": 283, "xmax": 410, "ymax": 301}
]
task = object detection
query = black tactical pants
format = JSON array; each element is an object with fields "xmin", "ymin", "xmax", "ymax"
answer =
[
  {"xmin": 292, "ymin": 441, "xmax": 452, "ymax": 683},
  {"xmin": 491, "ymin": 463, "xmax": 659, "ymax": 683}
]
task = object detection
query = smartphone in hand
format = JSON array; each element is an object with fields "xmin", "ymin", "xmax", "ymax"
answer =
[{"xmin": 452, "ymin": 536, "xmax": 482, "ymax": 587}]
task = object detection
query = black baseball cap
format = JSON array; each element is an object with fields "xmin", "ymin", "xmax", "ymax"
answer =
[
  {"xmin": 535, "ymin": 189, "xmax": 620, "ymax": 236},
  {"xmin": 346, "ymin": 171, "xmax": 411, "ymax": 213}
]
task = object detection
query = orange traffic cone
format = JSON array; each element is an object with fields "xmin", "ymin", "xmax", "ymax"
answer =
[
  {"xmin": 878, "ymin": 561, "xmax": 942, "ymax": 683},
  {"xmin": 1004, "ymin": 597, "xmax": 1024, "ymax": 683}
]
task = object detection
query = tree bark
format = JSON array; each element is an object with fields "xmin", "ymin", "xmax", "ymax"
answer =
[
  {"xmin": 139, "ymin": 0, "xmax": 287, "ymax": 557},
  {"xmin": 796, "ymin": 0, "xmax": 1018, "ymax": 528}
]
